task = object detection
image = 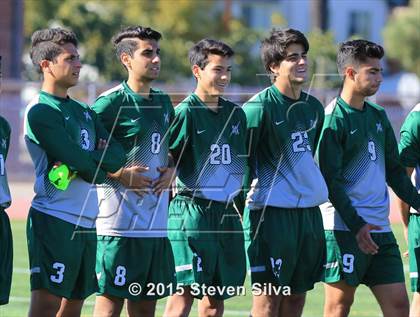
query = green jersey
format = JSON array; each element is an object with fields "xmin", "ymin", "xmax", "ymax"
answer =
[
  {"xmin": 0, "ymin": 116, "xmax": 11, "ymax": 209},
  {"xmin": 170, "ymin": 93, "xmax": 247, "ymax": 202},
  {"xmin": 318, "ymin": 97, "xmax": 420, "ymax": 233},
  {"xmin": 399, "ymin": 103, "xmax": 420, "ymax": 214},
  {"xmin": 92, "ymin": 82, "xmax": 174, "ymax": 237},
  {"xmin": 242, "ymin": 85, "xmax": 328, "ymax": 209},
  {"xmin": 24, "ymin": 91, "xmax": 125, "ymax": 228}
]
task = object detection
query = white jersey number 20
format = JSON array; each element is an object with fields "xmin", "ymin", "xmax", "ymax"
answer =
[{"xmin": 210, "ymin": 144, "xmax": 232, "ymax": 165}]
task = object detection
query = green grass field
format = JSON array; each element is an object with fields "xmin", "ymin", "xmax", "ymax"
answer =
[{"xmin": 0, "ymin": 220, "xmax": 411, "ymax": 317}]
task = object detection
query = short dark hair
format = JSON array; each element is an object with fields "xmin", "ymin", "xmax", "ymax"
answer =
[
  {"xmin": 112, "ymin": 26, "xmax": 162, "ymax": 61},
  {"xmin": 188, "ymin": 38, "xmax": 234, "ymax": 69},
  {"xmin": 30, "ymin": 28, "xmax": 78, "ymax": 73},
  {"xmin": 260, "ymin": 28, "xmax": 309, "ymax": 74},
  {"xmin": 337, "ymin": 39, "xmax": 384, "ymax": 74}
]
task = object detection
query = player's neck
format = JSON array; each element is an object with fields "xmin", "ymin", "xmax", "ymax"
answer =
[
  {"xmin": 194, "ymin": 88, "xmax": 219, "ymax": 112},
  {"xmin": 126, "ymin": 78, "xmax": 151, "ymax": 98},
  {"xmin": 274, "ymin": 80, "xmax": 302, "ymax": 100},
  {"xmin": 340, "ymin": 87, "xmax": 365, "ymax": 110},
  {"xmin": 41, "ymin": 81, "xmax": 68, "ymax": 99}
]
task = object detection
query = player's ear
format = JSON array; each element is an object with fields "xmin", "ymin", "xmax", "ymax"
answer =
[
  {"xmin": 192, "ymin": 64, "xmax": 201, "ymax": 80},
  {"xmin": 345, "ymin": 66, "xmax": 356, "ymax": 80},
  {"xmin": 40, "ymin": 59, "xmax": 52, "ymax": 75},
  {"xmin": 120, "ymin": 52, "xmax": 131, "ymax": 70},
  {"xmin": 269, "ymin": 62, "xmax": 280, "ymax": 75}
]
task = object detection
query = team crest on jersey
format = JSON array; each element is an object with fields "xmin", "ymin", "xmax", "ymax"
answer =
[
  {"xmin": 1, "ymin": 138, "xmax": 6, "ymax": 149},
  {"xmin": 84, "ymin": 111, "xmax": 92, "ymax": 121},
  {"xmin": 80, "ymin": 129, "xmax": 91, "ymax": 150},
  {"xmin": 230, "ymin": 121, "xmax": 240, "ymax": 136},
  {"xmin": 376, "ymin": 122, "xmax": 383, "ymax": 133}
]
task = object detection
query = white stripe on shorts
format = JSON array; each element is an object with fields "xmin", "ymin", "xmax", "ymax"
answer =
[
  {"xmin": 175, "ymin": 264, "xmax": 193, "ymax": 272},
  {"xmin": 410, "ymin": 272, "xmax": 419, "ymax": 278},
  {"xmin": 250, "ymin": 266, "xmax": 266, "ymax": 272}
]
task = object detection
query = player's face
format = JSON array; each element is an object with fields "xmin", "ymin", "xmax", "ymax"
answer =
[
  {"xmin": 47, "ymin": 43, "xmax": 81, "ymax": 88},
  {"xmin": 353, "ymin": 58, "xmax": 383, "ymax": 96},
  {"xmin": 272, "ymin": 43, "xmax": 308, "ymax": 85},
  {"xmin": 195, "ymin": 54, "xmax": 232, "ymax": 97},
  {"xmin": 127, "ymin": 38, "xmax": 160, "ymax": 82}
]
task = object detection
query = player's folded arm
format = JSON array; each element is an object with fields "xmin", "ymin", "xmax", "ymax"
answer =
[
  {"xmin": 318, "ymin": 124, "xmax": 366, "ymax": 234},
  {"xmin": 384, "ymin": 117, "xmax": 420, "ymax": 210},
  {"xmin": 26, "ymin": 104, "xmax": 107, "ymax": 183}
]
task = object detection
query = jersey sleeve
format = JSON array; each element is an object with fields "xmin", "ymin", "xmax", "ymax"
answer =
[
  {"xmin": 27, "ymin": 104, "xmax": 108, "ymax": 183},
  {"xmin": 399, "ymin": 112, "xmax": 420, "ymax": 167},
  {"xmin": 317, "ymin": 114, "xmax": 367, "ymax": 234},
  {"xmin": 92, "ymin": 95, "xmax": 119, "ymax": 131},
  {"xmin": 0, "ymin": 117, "xmax": 11, "ymax": 159},
  {"xmin": 90, "ymin": 109, "xmax": 126, "ymax": 174},
  {"xmin": 384, "ymin": 112, "xmax": 420, "ymax": 209},
  {"xmin": 169, "ymin": 104, "xmax": 191, "ymax": 162},
  {"xmin": 235, "ymin": 98, "xmax": 265, "ymax": 211},
  {"xmin": 314, "ymin": 100, "xmax": 325, "ymax": 150}
]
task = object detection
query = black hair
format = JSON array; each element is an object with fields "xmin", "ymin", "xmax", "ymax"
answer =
[
  {"xmin": 337, "ymin": 39, "xmax": 384, "ymax": 74},
  {"xmin": 188, "ymin": 38, "xmax": 234, "ymax": 69},
  {"xmin": 30, "ymin": 28, "xmax": 78, "ymax": 73},
  {"xmin": 112, "ymin": 25, "xmax": 162, "ymax": 61},
  {"xmin": 260, "ymin": 28, "xmax": 309, "ymax": 74}
]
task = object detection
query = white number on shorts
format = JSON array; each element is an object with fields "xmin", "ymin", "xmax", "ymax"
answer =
[
  {"xmin": 114, "ymin": 265, "xmax": 127, "ymax": 286},
  {"xmin": 342, "ymin": 254, "xmax": 355, "ymax": 273},
  {"xmin": 270, "ymin": 257, "xmax": 283, "ymax": 278},
  {"xmin": 368, "ymin": 141, "xmax": 377, "ymax": 161},
  {"xmin": 0, "ymin": 154, "xmax": 4, "ymax": 176},
  {"xmin": 151, "ymin": 132, "xmax": 161, "ymax": 154},
  {"xmin": 196, "ymin": 256, "xmax": 203, "ymax": 272},
  {"xmin": 50, "ymin": 262, "xmax": 65, "ymax": 284}
]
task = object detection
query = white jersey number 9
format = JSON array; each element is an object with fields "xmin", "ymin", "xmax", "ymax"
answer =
[{"xmin": 368, "ymin": 141, "xmax": 377, "ymax": 161}]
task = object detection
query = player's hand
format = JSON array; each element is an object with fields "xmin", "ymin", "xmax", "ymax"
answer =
[
  {"xmin": 356, "ymin": 223, "xmax": 382, "ymax": 255},
  {"xmin": 109, "ymin": 165, "xmax": 152, "ymax": 197},
  {"xmin": 152, "ymin": 167, "xmax": 176, "ymax": 196},
  {"xmin": 52, "ymin": 161, "xmax": 75, "ymax": 178},
  {"xmin": 96, "ymin": 138, "xmax": 107, "ymax": 150}
]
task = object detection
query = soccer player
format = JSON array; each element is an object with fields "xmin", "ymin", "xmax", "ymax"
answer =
[
  {"xmin": 91, "ymin": 26, "xmax": 175, "ymax": 317},
  {"xmin": 242, "ymin": 28, "xmax": 329, "ymax": 317},
  {"xmin": 0, "ymin": 113, "xmax": 12, "ymax": 306},
  {"xmin": 318, "ymin": 40, "xmax": 420, "ymax": 317},
  {"xmin": 24, "ymin": 28, "xmax": 125, "ymax": 317},
  {"xmin": 163, "ymin": 39, "xmax": 247, "ymax": 317},
  {"xmin": 396, "ymin": 102, "xmax": 420, "ymax": 317}
]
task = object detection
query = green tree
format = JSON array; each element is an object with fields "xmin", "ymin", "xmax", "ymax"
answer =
[
  {"xmin": 24, "ymin": 0, "xmax": 262, "ymax": 85},
  {"xmin": 307, "ymin": 29, "xmax": 340, "ymax": 89},
  {"xmin": 383, "ymin": 0, "xmax": 420, "ymax": 77}
]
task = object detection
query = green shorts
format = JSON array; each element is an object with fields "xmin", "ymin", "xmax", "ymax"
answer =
[
  {"xmin": 96, "ymin": 236, "xmax": 176, "ymax": 300},
  {"xmin": 243, "ymin": 206, "xmax": 325, "ymax": 294},
  {"xmin": 409, "ymin": 214, "xmax": 420, "ymax": 292},
  {"xmin": 26, "ymin": 207, "xmax": 97, "ymax": 299},
  {"xmin": 324, "ymin": 230, "xmax": 405, "ymax": 287},
  {"xmin": 168, "ymin": 195, "xmax": 246, "ymax": 299},
  {"xmin": 0, "ymin": 209, "xmax": 12, "ymax": 305}
]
